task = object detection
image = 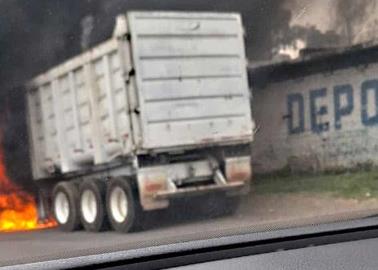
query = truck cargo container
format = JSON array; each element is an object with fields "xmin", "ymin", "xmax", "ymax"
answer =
[{"xmin": 26, "ymin": 11, "xmax": 254, "ymax": 232}]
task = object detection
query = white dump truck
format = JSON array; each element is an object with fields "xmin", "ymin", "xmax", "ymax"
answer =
[{"xmin": 26, "ymin": 11, "xmax": 254, "ymax": 232}]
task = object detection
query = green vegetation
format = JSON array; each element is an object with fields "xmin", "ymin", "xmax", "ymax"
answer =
[{"xmin": 254, "ymin": 170, "xmax": 378, "ymax": 199}]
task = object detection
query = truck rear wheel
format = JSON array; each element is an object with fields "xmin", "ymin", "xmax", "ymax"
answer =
[
  {"xmin": 79, "ymin": 179, "xmax": 108, "ymax": 232},
  {"xmin": 52, "ymin": 182, "xmax": 81, "ymax": 231},
  {"xmin": 106, "ymin": 178, "xmax": 143, "ymax": 233},
  {"xmin": 223, "ymin": 196, "xmax": 241, "ymax": 215},
  {"xmin": 204, "ymin": 194, "xmax": 241, "ymax": 218}
]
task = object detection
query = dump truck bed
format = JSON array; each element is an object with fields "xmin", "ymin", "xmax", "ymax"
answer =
[
  {"xmin": 26, "ymin": 11, "xmax": 253, "ymax": 179},
  {"xmin": 128, "ymin": 12, "xmax": 253, "ymax": 149}
]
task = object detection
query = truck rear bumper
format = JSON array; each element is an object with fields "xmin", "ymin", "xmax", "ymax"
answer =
[
  {"xmin": 137, "ymin": 156, "xmax": 251, "ymax": 210},
  {"xmin": 154, "ymin": 181, "xmax": 246, "ymax": 200}
]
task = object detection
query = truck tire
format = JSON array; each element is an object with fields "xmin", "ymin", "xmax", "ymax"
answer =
[
  {"xmin": 79, "ymin": 179, "xmax": 108, "ymax": 232},
  {"xmin": 223, "ymin": 196, "xmax": 241, "ymax": 215},
  {"xmin": 106, "ymin": 178, "xmax": 143, "ymax": 233},
  {"xmin": 52, "ymin": 182, "xmax": 81, "ymax": 231},
  {"xmin": 205, "ymin": 194, "xmax": 241, "ymax": 218}
]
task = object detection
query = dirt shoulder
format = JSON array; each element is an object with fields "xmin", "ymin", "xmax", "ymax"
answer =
[
  {"xmin": 238, "ymin": 192, "xmax": 378, "ymax": 224},
  {"xmin": 254, "ymin": 170, "xmax": 378, "ymax": 199},
  {"xmin": 237, "ymin": 171, "xmax": 378, "ymax": 225}
]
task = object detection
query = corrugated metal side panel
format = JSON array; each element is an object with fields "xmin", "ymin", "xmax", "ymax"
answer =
[
  {"xmin": 26, "ymin": 89, "xmax": 46, "ymax": 179},
  {"xmin": 73, "ymin": 67, "xmax": 90, "ymax": 150},
  {"xmin": 27, "ymin": 39, "xmax": 132, "ymax": 176},
  {"xmin": 128, "ymin": 12, "xmax": 253, "ymax": 150},
  {"xmin": 39, "ymin": 83, "xmax": 60, "ymax": 164}
]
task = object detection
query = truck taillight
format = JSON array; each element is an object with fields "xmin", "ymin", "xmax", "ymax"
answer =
[
  {"xmin": 137, "ymin": 168, "xmax": 169, "ymax": 210},
  {"xmin": 225, "ymin": 156, "xmax": 252, "ymax": 183},
  {"xmin": 137, "ymin": 169, "xmax": 168, "ymax": 195},
  {"xmin": 144, "ymin": 181, "xmax": 166, "ymax": 193}
]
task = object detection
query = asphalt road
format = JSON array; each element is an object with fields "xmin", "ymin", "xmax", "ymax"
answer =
[{"xmin": 1, "ymin": 193, "xmax": 378, "ymax": 267}]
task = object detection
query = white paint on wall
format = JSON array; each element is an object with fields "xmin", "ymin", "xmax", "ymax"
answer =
[{"xmin": 252, "ymin": 62, "xmax": 378, "ymax": 173}]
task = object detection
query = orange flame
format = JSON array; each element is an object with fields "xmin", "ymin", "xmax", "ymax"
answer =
[{"xmin": 0, "ymin": 148, "xmax": 56, "ymax": 232}]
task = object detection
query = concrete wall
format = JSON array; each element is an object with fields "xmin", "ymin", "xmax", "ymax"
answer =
[{"xmin": 251, "ymin": 61, "xmax": 378, "ymax": 173}]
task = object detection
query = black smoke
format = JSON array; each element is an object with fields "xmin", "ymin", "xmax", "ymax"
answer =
[
  {"xmin": 334, "ymin": 0, "xmax": 375, "ymax": 45},
  {"xmin": 273, "ymin": 24, "xmax": 343, "ymax": 54},
  {"xmin": 0, "ymin": 0, "xmax": 299, "ymax": 91}
]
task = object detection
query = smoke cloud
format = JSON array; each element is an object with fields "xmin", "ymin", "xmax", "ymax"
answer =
[
  {"xmin": 0, "ymin": 0, "xmax": 300, "ymax": 90},
  {"xmin": 334, "ymin": 0, "xmax": 376, "ymax": 45}
]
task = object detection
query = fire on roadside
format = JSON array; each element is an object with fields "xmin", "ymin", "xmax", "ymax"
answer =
[{"xmin": 0, "ymin": 148, "xmax": 56, "ymax": 232}]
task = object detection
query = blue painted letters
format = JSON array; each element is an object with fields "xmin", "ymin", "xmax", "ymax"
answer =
[
  {"xmin": 361, "ymin": 79, "xmax": 378, "ymax": 126},
  {"xmin": 310, "ymin": 88, "xmax": 329, "ymax": 133},
  {"xmin": 286, "ymin": 79, "xmax": 378, "ymax": 135},
  {"xmin": 287, "ymin": 93, "xmax": 304, "ymax": 134},
  {"xmin": 334, "ymin": 84, "xmax": 354, "ymax": 130}
]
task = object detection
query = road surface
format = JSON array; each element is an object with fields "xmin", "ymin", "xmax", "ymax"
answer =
[{"xmin": 1, "ymin": 192, "xmax": 378, "ymax": 267}]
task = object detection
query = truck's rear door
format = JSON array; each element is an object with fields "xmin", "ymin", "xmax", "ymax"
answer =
[{"xmin": 128, "ymin": 11, "xmax": 253, "ymax": 150}]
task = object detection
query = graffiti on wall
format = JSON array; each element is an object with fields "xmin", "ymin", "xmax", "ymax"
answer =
[{"xmin": 287, "ymin": 79, "xmax": 378, "ymax": 135}]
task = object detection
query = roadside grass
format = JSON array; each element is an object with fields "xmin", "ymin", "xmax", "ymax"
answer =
[{"xmin": 254, "ymin": 170, "xmax": 378, "ymax": 199}]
